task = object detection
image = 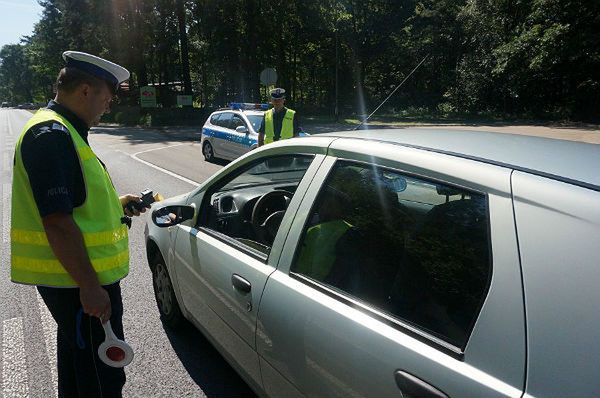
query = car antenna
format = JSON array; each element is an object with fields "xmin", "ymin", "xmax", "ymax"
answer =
[{"xmin": 354, "ymin": 54, "xmax": 429, "ymax": 131}]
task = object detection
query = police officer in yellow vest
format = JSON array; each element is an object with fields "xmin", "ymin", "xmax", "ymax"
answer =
[
  {"xmin": 11, "ymin": 51, "xmax": 145, "ymax": 397},
  {"xmin": 258, "ymin": 87, "xmax": 301, "ymax": 146}
]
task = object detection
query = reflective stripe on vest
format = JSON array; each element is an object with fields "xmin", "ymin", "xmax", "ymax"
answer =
[
  {"xmin": 11, "ymin": 109, "xmax": 129, "ymax": 287},
  {"xmin": 264, "ymin": 108, "xmax": 295, "ymax": 144}
]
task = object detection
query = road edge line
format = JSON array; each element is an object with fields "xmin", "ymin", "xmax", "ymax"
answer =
[{"xmin": 125, "ymin": 145, "xmax": 201, "ymax": 187}]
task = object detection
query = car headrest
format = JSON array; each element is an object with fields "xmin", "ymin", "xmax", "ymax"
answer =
[{"xmin": 436, "ymin": 185, "xmax": 462, "ymax": 197}]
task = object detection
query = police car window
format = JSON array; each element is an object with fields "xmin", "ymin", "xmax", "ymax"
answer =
[
  {"xmin": 246, "ymin": 115, "xmax": 263, "ymax": 132},
  {"xmin": 290, "ymin": 161, "xmax": 491, "ymax": 349},
  {"xmin": 216, "ymin": 112, "xmax": 232, "ymax": 128},
  {"xmin": 210, "ymin": 114, "xmax": 220, "ymax": 125},
  {"xmin": 230, "ymin": 115, "xmax": 246, "ymax": 129},
  {"xmin": 199, "ymin": 154, "xmax": 315, "ymax": 258}
]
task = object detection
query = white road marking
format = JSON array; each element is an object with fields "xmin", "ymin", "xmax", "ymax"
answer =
[
  {"xmin": 36, "ymin": 292, "xmax": 57, "ymax": 397},
  {"xmin": 125, "ymin": 144, "xmax": 201, "ymax": 187},
  {"xmin": 2, "ymin": 183, "xmax": 9, "ymax": 243},
  {"xmin": 3, "ymin": 152, "xmax": 9, "ymax": 171},
  {"xmin": 2, "ymin": 317, "xmax": 29, "ymax": 398}
]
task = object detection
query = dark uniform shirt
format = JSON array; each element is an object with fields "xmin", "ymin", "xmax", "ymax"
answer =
[
  {"xmin": 258, "ymin": 107, "xmax": 301, "ymax": 140},
  {"xmin": 19, "ymin": 100, "xmax": 91, "ymax": 217}
]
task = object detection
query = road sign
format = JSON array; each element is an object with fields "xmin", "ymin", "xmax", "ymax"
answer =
[
  {"xmin": 140, "ymin": 86, "xmax": 157, "ymax": 108},
  {"xmin": 260, "ymin": 68, "xmax": 277, "ymax": 86}
]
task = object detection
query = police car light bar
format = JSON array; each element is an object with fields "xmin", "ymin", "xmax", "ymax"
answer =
[{"xmin": 229, "ymin": 102, "xmax": 270, "ymax": 111}]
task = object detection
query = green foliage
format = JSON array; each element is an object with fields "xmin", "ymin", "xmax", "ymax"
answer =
[
  {"xmin": 114, "ymin": 110, "xmax": 141, "ymax": 126},
  {"xmin": 0, "ymin": 0, "xmax": 598, "ymax": 120},
  {"xmin": 0, "ymin": 44, "xmax": 35, "ymax": 103}
]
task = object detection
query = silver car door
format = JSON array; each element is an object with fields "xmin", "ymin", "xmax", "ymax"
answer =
[
  {"xmin": 257, "ymin": 141, "xmax": 526, "ymax": 398},
  {"xmin": 171, "ymin": 151, "xmax": 326, "ymax": 391}
]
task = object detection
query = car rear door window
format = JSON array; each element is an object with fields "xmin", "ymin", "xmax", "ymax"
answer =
[
  {"xmin": 290, "ymin": 161, "xmax": 491, "ymax": 349},
  {"xmin": 215, "ymin": 112, "xmax": 233, "ymax": 128}
]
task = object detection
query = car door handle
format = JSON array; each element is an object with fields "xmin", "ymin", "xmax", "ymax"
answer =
[
  {"xmin": 231, "ymin": 274, "xmax": 251, "ymax": 294},
  {"xmin": 394, "ymin": 370, "xmax": 449, "ymax": 398}
]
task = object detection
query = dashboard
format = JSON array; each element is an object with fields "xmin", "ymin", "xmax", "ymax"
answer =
[{"xmin": 205, "ymin": 183, "xmax": 299, "ymax": 246}]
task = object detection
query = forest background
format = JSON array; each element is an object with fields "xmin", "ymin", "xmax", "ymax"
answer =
[{"xmin": 1, "ymin": 0, "xmax": 598, "ymax": 125}]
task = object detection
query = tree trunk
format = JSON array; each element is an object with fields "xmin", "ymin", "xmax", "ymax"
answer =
[{"xmin": 176, "ymin": 0, "xmax": 193, "ymax": 96}]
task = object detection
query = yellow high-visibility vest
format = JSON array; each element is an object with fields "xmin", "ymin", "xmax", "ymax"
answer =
[
  {"xmin": 264, "ymin": 108, "xmax": 295, "ymax": 144},
  {"xmin": 11, "ymin": 109, "xmax": 129, "ymax": 287},
  {"xmin": 295, "ymin": 219, "xmax": 352, "ymax": 281}
]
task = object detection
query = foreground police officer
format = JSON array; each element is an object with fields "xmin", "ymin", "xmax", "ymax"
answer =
[
  {"xmin": 11, "ymin": 51, "xmax": 144, "ymax": 397},
  {"xmin": 258, "ymin": 87, "xmax": 301, "ymax": 146}
]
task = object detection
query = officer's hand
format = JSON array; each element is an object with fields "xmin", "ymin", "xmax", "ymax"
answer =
[
  {"xmin": 120, "ymin": 194, "xmax": 146, "ymax": 217},
  {"xmin": 80, "ymin": 285, "xmax": 111, "ymax": 324}
]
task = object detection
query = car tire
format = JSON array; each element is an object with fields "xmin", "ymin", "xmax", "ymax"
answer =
[
  {"xmin": 151, "ymin": 253, "xmax": 184, "ymax": 329},
  {"xmin": 203, "ymin": 141, "xmax": 215, "ymax": 162}
]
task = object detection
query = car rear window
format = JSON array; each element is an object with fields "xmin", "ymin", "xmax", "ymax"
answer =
[
  {"xmin": 213, "ymin": 112, "xmax": 233, "ymax": 128},
  {"xmin": 291, "ymin": 161, "xmax": 491, "ymax": 349},
  {"xmin": 209, "ymin": 113, "xmax": 220, "ymax": 125}
]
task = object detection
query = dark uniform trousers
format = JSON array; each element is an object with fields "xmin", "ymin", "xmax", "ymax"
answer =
[{"xmin": 37, "ymin": 282, "xmax": 126, "ymax": 398}]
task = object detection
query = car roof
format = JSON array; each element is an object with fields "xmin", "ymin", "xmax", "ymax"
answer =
[
  {"xmin": 320, "ymin": 129, "xmax": 600, "ymax": 190},
  {"xmin": 240, "ymin": 110, "xmax": 265, "ymax": 116},
  {"xmin": 213, "ymin": 109, "xmax": 264, "ymax": 116}
]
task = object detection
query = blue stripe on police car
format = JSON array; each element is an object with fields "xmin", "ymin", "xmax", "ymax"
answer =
[{"xmin": 202, "ymin": 128, "xmax": 257, "ymax": 147}]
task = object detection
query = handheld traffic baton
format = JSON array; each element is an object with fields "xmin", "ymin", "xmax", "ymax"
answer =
[{"xmin": 98, "ymin": 320, "xmax": 134, "ymax": 368}]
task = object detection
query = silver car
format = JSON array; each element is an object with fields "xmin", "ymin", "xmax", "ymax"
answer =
[{"xmin": 145, "ymin": 129, "xmax": 600, "ymax": 398}]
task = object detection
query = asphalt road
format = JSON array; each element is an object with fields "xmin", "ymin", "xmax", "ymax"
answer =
[{"xmin": 0, "ymin": 109, "xmax": 256, "ymax": 397}]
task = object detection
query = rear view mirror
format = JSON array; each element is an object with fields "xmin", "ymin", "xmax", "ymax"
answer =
[
  {"xmin": 152, "ymin": 205, "xmax": 195, "ymax": 227},
  {"xmin": 236, "ymin": 126, "xmax": 249, "ymax": 134}
]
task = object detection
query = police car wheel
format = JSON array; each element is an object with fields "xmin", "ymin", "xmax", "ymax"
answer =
[
  {"xmin": 151, "ymin": 254, "xmax": 184, "ymax": 329},
  {"xmin": 203, "ymin": 141, "xmax": 214, "ymax": 162}
]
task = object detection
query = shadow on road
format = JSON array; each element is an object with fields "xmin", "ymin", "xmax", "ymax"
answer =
[
  {"xmin": 93, "ymin": 126, "xmax": 201, "ymax": 144},
  {"xmin": 163, "ymin": 321, "xmax": 257, "ymax": 397},
  {"xmin": 205, "ymin": 157, "xmax": 230, "ymax": 167}
]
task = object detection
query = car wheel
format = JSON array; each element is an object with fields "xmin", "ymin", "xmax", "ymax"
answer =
[
  {"xmin": 151, "ymin": 253, "xmax": 184, "ymax": 329},
  {"xmin": 203, "ymin": 141, "xmax": 214, "ymax": 162}
]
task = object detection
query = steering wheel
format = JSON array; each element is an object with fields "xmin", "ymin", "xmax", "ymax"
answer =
[{"xmin": 251, "ymin": 190, "xmax": 293, "ymax": 244}]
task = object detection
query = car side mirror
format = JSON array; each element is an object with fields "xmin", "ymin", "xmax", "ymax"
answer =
[
  {"xmin": 236, "ymin": 126, "xmax": 249, "ymax": 134},
  {"xmin": 152, "ymin": 205, "xmax": 195, "ymax": 227}
]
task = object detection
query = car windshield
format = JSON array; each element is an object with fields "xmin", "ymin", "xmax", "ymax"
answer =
[
  {"xmin": 246, "ymin": 114, "xmax": 263, "ymax": 132},
  {"xmin": 221, "ymin": 156, "xmax": 313, "ymax": 191}
]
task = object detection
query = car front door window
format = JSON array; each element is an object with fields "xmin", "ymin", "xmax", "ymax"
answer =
[{"xmin": 198, "ymin": 154, "xmax": 315, "ymax": 258}]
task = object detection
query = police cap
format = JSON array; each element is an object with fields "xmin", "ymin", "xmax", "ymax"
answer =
[
  {"xmin": 62, "ymin": 51, "xmax": 130, "ymax": 91},
  {"xmin": 270, "ymin": 88, "xmax": 286, "ymax": 99}
]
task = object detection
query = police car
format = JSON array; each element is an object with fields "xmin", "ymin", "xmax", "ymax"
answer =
[{"xmin": 200, "ymin": 103, "xmax": 268, "ymax": 162}]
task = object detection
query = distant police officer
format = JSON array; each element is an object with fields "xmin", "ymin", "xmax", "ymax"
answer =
[
  {"xmin": 258, "ymin": 87, "xmax": 301, "ymax": 146},
  {"xmin": 11, "ymin": 51, "xmax": 144, "ymax": 398}
]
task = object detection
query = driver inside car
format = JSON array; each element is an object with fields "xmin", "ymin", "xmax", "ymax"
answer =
[{"xmin": 294, "ymin": 186, "xmax": 353, "ymax": 282}]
